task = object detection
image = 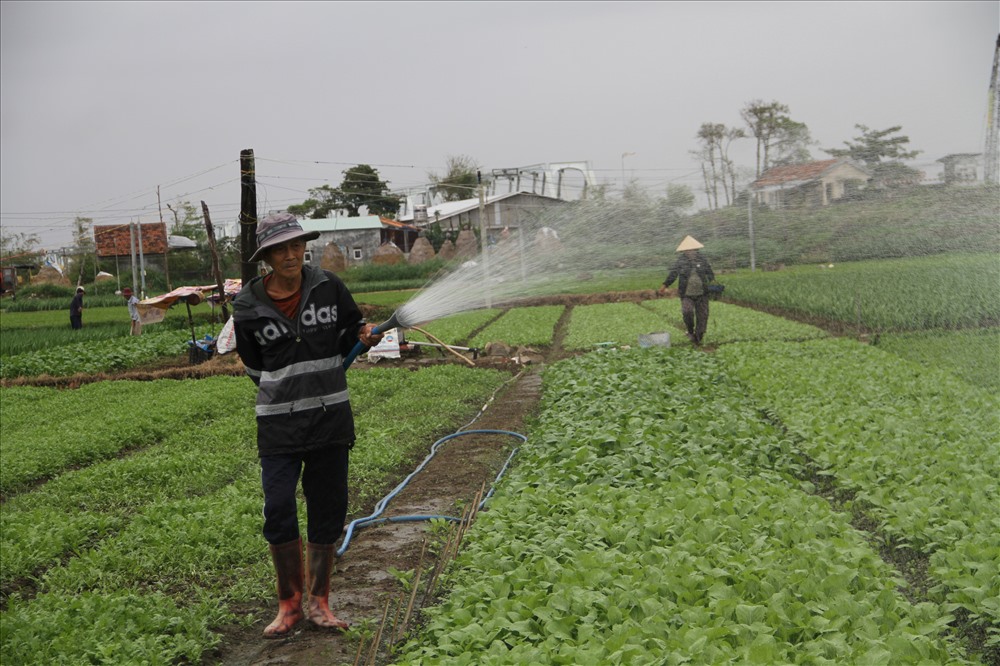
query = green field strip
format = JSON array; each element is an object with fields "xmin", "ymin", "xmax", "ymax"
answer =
[
  {"xmin": 720, "ymin": 253, "xmax": 1000, "ymax": 332},
  {"xmin": 0, "ymin": 378, "xmax": 254, "ymax": 495},
  {"xmin": 563, "ymin": 302, "xmax": 690, "ymax": 350},
  {"xmin": 402, "ymin": 309, "xmax": 503, "ymax": 345},
  {"xmin": 395, "ymin": 349, "xmax": 971, "ymax": 665},
  {"xmin": 716, "ymin": 338, "xmax": 1000, "ymax": 628},
  {"xmin": 641, "ymin": 299, "xmax": 830, "ymax": 344},
  {"xmin": 875, "ymin": 328, "xmax": 1000, "ymax": 391},
  {"xmin": 469, "ymin": 305, "xmax": 564, "ymax": 347},
  {"xmin": 0, "ymin": 325, "xmax": 216, "ymax": 379}
]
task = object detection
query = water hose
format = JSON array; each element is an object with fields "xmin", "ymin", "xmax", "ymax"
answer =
[
  {"xmin": 343, "ymin": 312, "xmax": 401, "ymax": 370},
  {"xmin": 336, "ymin": 429, "xmax": 526, "ymax": 557}
]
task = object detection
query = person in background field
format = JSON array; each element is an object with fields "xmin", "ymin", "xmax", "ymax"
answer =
[
  {"xmin": 69, "ymin": 286, "xmax": 85, "ymax": 329},
  {"xmin": 231, "ymin": 212, "xmax": 383, "ymax": 639},
  {"xmin": 122, "ymin": 287, "xmax": 142, "ymax": 335},
  {"xmin": 658, "ymin": 235, "xmax": 715, "ymax": 346}
]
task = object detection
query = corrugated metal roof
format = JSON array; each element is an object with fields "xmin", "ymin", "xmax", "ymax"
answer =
[
  {"xmin": 398, "ymin": 191, "xmax": 563, "ymax": 222},
  {"xmin": 299, "ymin": 215, "xmax": 383, "ymax": 232}
]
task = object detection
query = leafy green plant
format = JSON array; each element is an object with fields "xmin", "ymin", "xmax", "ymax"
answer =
[{"xmin": 470, "ymin": 306, "xmax": 564, "ymax": 347}]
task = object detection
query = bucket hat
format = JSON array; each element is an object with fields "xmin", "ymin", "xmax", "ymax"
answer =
[
  {"xmin": 676, "ymin": 235, "xmax": 704, "ymax": 252},
  {"xmin": 250, "ymin": 212, "xmax": 319, "ymax": 262}
]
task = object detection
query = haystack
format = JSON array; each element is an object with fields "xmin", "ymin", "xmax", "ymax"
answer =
[
  {"xmin": 437, "ymin": 239, "xmax": 457, "ymax": 261},
  {"xmin": 321, "ymin": 242, "xmax": 347, "ymax": 273},
  {"xmin": 408, "ymin": 237, "xmax": 436, "ymax": 264},
  {"xmin": 372, "ymin": 242, "xmax": 405, "ymax": 266},
  {"xmin": 32, "ymin": 265, "xmax": 70, "ymax": 287},
  {"xmin": 454, "ymin": 229, "xmax": 478, "ymax": 260}
]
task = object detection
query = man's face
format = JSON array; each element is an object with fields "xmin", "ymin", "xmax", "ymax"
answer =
[{"xmin": 265, "ymin": 239, "xmax": 307, "ymax": 281}]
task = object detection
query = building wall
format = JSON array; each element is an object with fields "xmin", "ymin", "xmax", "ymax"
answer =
[{"xmin": 307, "ymin": 229, "xmax": 381, "ymax": 267}]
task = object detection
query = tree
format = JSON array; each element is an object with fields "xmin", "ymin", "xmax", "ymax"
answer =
[
  {"xmin": 692, "ymin": 123, "xmax": 744, "ymax": 209},
  {"xmin": 768, "ymin": 117, "xmax": 814, "ymax": 167},
  {"xmin": 428, "ymin": 155, "xmax": 480, "ymax": 202},
  {"xmin": 740, "ymin": 100, "xmax": 810, "ymax": 177},
  {"xmin": 824, "ymin": 124, "xmax": 921, "ymax": 166},
  {"xmin": 664, "ymin": 183, "xmax": 695, "ymax": 212},
  {"xmin": 0, "ymin": 231, "xmax": 41, "ymax": 263},
  {"xmin": 288, "ymin": 165, "xmax": 400, "ymax": 218},
  {"xmin": 824, "ymin": 124, "xmax": 922, "ymax": 188},
  {"xmin": 166, "ymin": 200, "xmax": 206, "ymax": 243},
  {"xmin": 70, "ymin": 216, "xmax": 95, "ymax": 286}
]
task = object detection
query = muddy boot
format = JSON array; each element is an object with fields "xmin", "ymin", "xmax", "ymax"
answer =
[
  {"xmin": 305, "ymin": 542, "xmax": 349, "ymax": 630},
  {"xmin": 263, "ymin": 538, "xmax": 304, "ymax": 639}
]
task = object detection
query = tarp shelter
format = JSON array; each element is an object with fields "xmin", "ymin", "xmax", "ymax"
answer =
[{"xmin": 137, "ymin": 284, "xmax": 219, "ymax": 325}]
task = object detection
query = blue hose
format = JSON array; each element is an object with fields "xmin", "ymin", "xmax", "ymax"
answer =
[
  {"xmin": 343, "ymin": 312, "xmax": 400, "ymax": 370},
  {"xmin": 336, "ymin": 429, "xmax": 526, "ymax": 557}
]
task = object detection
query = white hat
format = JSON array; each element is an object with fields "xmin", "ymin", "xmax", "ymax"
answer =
[{"xmin": 676, "ymin": 235, "xmax": 704, "ymax": 252}]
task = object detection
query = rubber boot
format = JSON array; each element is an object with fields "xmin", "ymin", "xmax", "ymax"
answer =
[
  {"xmin": 305, "ymin": 542, "xmax": 349, "ymax": 630},
  {"xmin": 263, "ymin": 538, "xmax": 304, "ymax": 639}
]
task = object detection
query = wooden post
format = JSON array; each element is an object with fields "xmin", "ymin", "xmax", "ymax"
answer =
[
  {"xmin": 239, "ymin": 149, "xmax": 258, "ymax": 285},
  {"xmin": 158, "ymin": 186, "xmax": 171, "ymax": 290},
  {"xmin": 201, "ymin": 201, "xmax": 230, "ymax": 321}
]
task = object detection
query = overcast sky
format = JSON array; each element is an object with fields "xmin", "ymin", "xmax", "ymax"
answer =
[{"xmin": 2, "ymin": 1, "xmax": 997, "ymax": 251}]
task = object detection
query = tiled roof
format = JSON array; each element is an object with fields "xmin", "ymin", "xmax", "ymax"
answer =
[{"xmin": 752, "ymin": 159, "xmax": 842, "ymax": 187}]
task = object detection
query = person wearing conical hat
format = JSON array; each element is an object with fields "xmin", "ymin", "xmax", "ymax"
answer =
[{"xmin": 658, "ymin": 235, "xmax": 715, "ymax": 345}]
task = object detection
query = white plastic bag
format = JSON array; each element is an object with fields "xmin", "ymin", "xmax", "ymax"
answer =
[{"xmin": 216, "ymin": 316, "xmax": 237, "ymax": 355}]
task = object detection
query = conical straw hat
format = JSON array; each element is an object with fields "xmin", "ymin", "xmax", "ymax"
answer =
[{"xmin": 676, "ymin": 235, "xmax": 704, "ymax": 252}]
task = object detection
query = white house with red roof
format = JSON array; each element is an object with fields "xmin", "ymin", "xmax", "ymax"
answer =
[{"xmin": 750, "ymin": 159, "xmax": 870, "ymax": 207}]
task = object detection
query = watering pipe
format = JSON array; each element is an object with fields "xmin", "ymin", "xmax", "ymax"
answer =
[
  {"xmin": 336, "ymin": 429, "xmax": 526, "ymax": 557},
  {"xmin": 342, "ymin": 312, "xmax": 401, "ymax": 370}
]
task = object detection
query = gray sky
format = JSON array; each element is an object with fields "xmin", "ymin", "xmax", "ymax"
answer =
[{"xmin": 2, "ymin": 1, "xmax": 997, "ymax": 252}]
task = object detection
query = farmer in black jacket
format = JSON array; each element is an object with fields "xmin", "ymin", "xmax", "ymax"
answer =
[
  {"xmin": 658, "ymin": 235, "xmax": 715, "ymax": 345},
  {"xmin": 232, "ymin": 212, "xmax": 383, "ymax": 638}
]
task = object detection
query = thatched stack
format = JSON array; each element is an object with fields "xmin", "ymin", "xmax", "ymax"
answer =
[
  {"xmin": 321, "ymin": 242, "xmax": 347, "ymax": 273},
  {"xmin": 408, "ymin": 237, "xmax": 436, "ymax": 264},
  {"xmin": 372, "ymin": 242, "xmax": 405, "ymax": 266}
]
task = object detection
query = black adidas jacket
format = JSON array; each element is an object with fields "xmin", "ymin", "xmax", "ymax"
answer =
[{"xmin": 232, "ymin": 265, "xmax": 366, "ymax": 456}]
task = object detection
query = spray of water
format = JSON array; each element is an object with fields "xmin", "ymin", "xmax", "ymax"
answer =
[{"xmin": 392, "ymin": 198, "xmax": 672, "ymax": 328}]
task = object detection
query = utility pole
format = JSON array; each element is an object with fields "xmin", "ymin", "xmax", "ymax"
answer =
[
  {"xmin": 747, "ymin": 193, "xmax": 756, "ymax": 272},
  {"xmin": 202, "ymin": 201, "xmax": 229, "ymax": 322},
  {"xmin": 158, "ymin": 185, "xmax": 172, "ymax": 290},
  {"xmin": 240, "ymin": 149, "xmax": 258, "ymax": 285},
  {"xmin": 985, "ymin": 33, "xmax": 1000, "ymax": 185},
  {"xmin": 129, "ymin": 222, "xmax": 139, "ymax": 295},
  {"xmin": 136, "ymin": 222, "xmax": 147, "ymax": 298},
  {"xmin": 477, "ymin": 170, "xmax": 491, "ymax": 308}
]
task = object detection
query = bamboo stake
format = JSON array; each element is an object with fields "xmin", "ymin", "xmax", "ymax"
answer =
[
  {"xmin": 353, "ymin": 633, "xmax": 367, "ymax": 666},
  {"xmin": 399, "ymin": 539, "xmax": 429, "ymax": 638},
  {"xmin": 365, "ymin": 595, "xmax": 393, "ymax": 666}
]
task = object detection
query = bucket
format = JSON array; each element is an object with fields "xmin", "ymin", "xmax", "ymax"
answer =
[{"xmin": 638, "ymin": 332, "xmax": 671, "ymax": 348}]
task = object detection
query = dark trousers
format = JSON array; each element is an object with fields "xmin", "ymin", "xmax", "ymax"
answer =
[
  {"xmin": 260, "ymin": 445, "xmax": 349, "ymax": 545},
  {"xmin": 680, "ymin": 296, "xmax": 710, "ymax": 343},
  {"xmin": 70, "ymin": 315, "xmax": 82, "ymax": 329}
]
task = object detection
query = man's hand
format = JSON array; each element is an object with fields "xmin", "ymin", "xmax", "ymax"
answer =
[
  {"xmin": 657, "ymin": 285, "xmax": 668, "ymax": 296},
  {"xmin": 358, "ymin": 324, "xmax": 384, "ymax": 347}
]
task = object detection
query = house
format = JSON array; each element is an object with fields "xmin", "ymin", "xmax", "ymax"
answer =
[
  {"xmin": 398, "ymin": 191, "xmax": 568, "ymax": 241},
  {"xmin": 750, "ymin": 159, "xmax": 870, "ymax": 207},
  {"xmin": 936, "ymin": 153, "xmax": 983, "ymax": 185},
  {"xmin": 298, "ymin": 215, "xmax": 420, "ymax": 266}
]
